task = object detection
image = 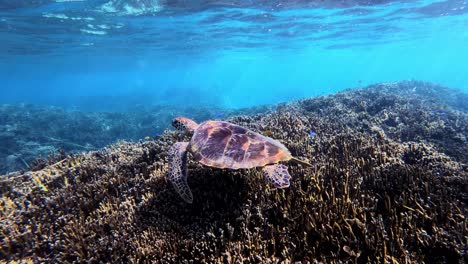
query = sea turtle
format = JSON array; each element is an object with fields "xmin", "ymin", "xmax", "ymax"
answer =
[{"xmin": 168, "ymin": 117, "xmax": 311, "ymax": 203}]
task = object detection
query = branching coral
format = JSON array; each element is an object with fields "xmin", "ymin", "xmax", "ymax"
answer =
[
  {"xmin": 0, "ymin": 104, "xmax": 256, "ymax": 174},
  {"xmin": 0, "ymin": 81, "xmax": 466, "ymax": 263}
]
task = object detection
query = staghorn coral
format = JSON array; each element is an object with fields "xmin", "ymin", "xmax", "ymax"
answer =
[
  {"xmin": 0, "ymin": 81, "xmax": 467, "ymax": 263},
  {"xmin": 299, "ymin": 80, "xmax": 468, "ymax": 163}
]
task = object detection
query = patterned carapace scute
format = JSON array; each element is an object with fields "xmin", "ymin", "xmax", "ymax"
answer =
[{"xmin": 189, "ymin": 121, "xmax": 292, "ymax": 169}]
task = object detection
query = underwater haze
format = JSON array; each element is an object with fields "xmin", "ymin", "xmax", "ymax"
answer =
[
  {"xmin": 2, "ymin": 1, "xmax": 468, "ymax": 262},
  {"xmin": 1, "ymin": 0, "xmax": 468, "ymax": 111}
]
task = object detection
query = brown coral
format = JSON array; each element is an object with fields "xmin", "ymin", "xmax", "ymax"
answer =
[{"xmin": 0, "ymin": 81, "xmax": 466, "ymax": 263}]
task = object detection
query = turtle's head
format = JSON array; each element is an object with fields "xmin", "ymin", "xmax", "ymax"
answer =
[{"xmin": 172, "ymin": 117, "xmax": 199, "ymax": 133}]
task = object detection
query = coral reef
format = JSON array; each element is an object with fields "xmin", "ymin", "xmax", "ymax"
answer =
[
  {"xmin": 0, "ymin": 81, "xmax": 467, "ymax": 263},
  {"xmin": 0, "ymin": 104, "xmax": 267, "ymax": 174},
  {"xmin": 299, "ymin": 80, "xmax": 468, "ymax": 162}
]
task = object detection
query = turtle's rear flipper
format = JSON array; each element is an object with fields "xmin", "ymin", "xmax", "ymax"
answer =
[
  {"xmin": 168, "ymin": 142, "xmax": 193, "ymax": 203},
  {"xmin": 262, "ymin": 164, "xmax": 291, "ymax": 188}
]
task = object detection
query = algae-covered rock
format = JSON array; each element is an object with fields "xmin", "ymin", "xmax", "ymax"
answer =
[{"xmin": 0, "ymin": 81, "xmax": 466, "ymax": 263}]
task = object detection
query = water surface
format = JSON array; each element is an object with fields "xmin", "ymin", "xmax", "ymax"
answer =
[{"xmin": 1, "ymin": 0, "xmax": 467, "ymax": 110}]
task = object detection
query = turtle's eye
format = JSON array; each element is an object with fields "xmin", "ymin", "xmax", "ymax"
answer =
[
  {"xmin": 172, "ymin": 119, "xmax": 181, "ymax": 130},
  {"xmin": 172, "ymin": 118, "xmax": 186, "ymax": 130},
  {"xmin": 172, "ymin": 117, "xmax": 197, "ymax": 132}
]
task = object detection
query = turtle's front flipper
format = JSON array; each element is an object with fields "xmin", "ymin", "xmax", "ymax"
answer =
[
  {"xmin": 168, "ymin": 142, "xmax": 193, "ymax": 203},
  {"xmin": 262, "ymin": 164, "xmax": 291, "ymax": 188}
]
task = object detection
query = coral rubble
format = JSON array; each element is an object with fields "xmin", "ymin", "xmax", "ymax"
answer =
[{"xmin": 0, "ymin": 81, "xmax": 466, "ymax": 263}]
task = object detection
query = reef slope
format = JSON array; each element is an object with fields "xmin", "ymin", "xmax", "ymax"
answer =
[
  {"xmin": 1, "ymin": 81, "xmax": 466, "ymax": 263},
  {"xmin": 0, "ymin": 103, "xmax": 266, "ymax": 174}
]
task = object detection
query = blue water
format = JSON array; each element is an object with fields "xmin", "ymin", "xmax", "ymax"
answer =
[{"xmin": 1, "ymin": 0, "xmax": 467, "ymax": 111}]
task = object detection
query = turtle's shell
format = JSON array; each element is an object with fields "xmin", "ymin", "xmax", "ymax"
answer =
[{"xmin": 189, "ymin": 121, "xmax": 292, "ymax": 169}]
